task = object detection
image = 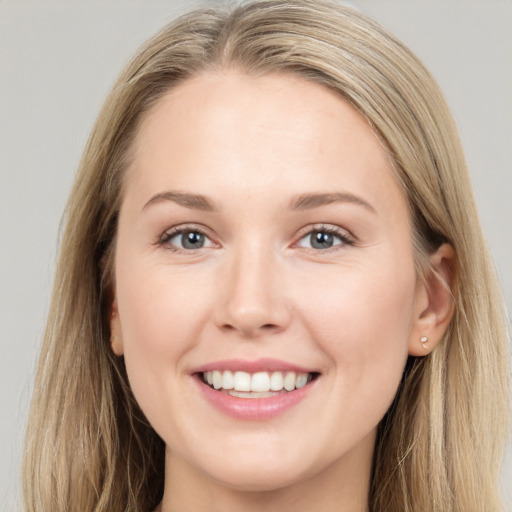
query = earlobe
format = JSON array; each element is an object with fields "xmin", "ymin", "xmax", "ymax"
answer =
[
  {"xmin": 109, "ymin": 301, "xmax": 124, "ymax": 356},
  {"xmin": 408, "ymin": 243, "xmax": 457, "ymax": 356}
]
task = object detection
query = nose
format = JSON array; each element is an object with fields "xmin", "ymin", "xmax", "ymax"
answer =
[{"xmin": 213, "ymin": 244, "xmax": 292, "ymax": 339}]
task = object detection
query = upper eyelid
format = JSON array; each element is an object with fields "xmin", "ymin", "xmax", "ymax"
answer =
[
  {"xmin": 291, "ymin": 228, "xmax": 355, "ymax": 257},
  {"xmin": 157, "ymin": 224, "xmax": 217, "ymax": 251},
  {"xmin": 160, "ymin": 223, "xmax": 212, "ymax": 239},
  {"xmin": 157, "ymin": 223, "xmax": 354, "ymax": 248},
  {"xmin": 295, "ymin": 223, "xmax": 354, "ymax": 242}
]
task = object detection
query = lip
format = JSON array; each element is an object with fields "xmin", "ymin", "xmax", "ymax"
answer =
[
  {"xmin": 191, "ymin": 359, "xmax": 319, "ymax": 421},
  {"xmin": 191, "ymin": 358, "xmax": 316, "ymax": 374}
]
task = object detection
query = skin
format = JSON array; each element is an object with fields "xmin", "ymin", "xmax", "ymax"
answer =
[{"xmin": 110, "ymin": 70, "xmax": 455, "ymax": 512}]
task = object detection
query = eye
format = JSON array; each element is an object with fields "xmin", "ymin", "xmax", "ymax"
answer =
[
  {"xmin": 296, "ymin": 226, "xmax": 353, "ymax": 250},
  {"xmin": 159, "ymin": 227, "xmax": 216, "ymax": 251}
]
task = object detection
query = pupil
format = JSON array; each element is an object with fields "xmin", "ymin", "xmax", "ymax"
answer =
[
  {"xmin": 311, "ymin": 231, "xmax": 333, "ymax": 249},
  {"xmin": 183, "ymin": 231, "xmax": 204, "ymax": 249}
]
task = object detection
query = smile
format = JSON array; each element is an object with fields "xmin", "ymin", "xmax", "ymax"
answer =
[
  {"xmin": 193, "ymin": 360, "xmax": 320, "ymax": 420},
  {"xmin": 202, "ymin": 370, "xmax": 316, "ymax": 398}
]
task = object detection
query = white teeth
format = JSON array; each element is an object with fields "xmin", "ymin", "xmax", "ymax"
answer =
[
  {"xmin": 229, "ymin": 390, "xmax": 277, "ymax": 398},
  {"xmin": 270, "ymin": 371, "xmax": 284, "ymax": 391},
  {"xmin": 283, "ymin": 371, "xmax": 296, "ymax": 391},
  {"xmin": 212, "ymin": 370, "xmax": 222, "ymax": 390},
  {"xmin": 222, "ymin": 370, "xmax": 234, "ymax": 390},
  {"xmin": 296, "ymin": 373, "xmax": 308, "ymax": 389},
  {"xmin": 202, "ymin": 370, "xmax": 312, "ymax": 393},
  {"xmin": 233, "ymin": 371, "xmax": 251, "ymax": 392},
  {"xmin": 251, "ymin": 372, "xmax": 270, "ymax": 392}
]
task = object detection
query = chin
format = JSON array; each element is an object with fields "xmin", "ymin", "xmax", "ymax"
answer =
[
  {"xmin": 188, "ymin": 443, "xmax": 331, "ymax": 494},
  {"xmin": 208, "ymin": 463, "xmax": 308, "ymax": 493}
]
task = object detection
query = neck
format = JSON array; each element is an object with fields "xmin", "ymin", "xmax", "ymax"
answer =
[{"xmin": 160, "ymin": 431, "xmax": 374, "ymax": 512}]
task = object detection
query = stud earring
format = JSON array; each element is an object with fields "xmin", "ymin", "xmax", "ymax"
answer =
[
  {"xmin": 420, "ymin": 336, "xmax": 428, "ymax": 348},
  {"xmin": 110, "ymin": 335, "xmax": 118, "ymax": 345}
]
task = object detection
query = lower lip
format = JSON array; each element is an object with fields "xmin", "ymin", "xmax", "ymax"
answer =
[{"xmin": 194, "ymin": 375, "xmax": 316, "ymax": 420}]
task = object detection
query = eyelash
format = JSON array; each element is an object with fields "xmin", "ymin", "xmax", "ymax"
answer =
[
  {"xmin": 296, "ymin": 224, "xmax": 354, "ymax": 252},
  {"xmin": 157, "ymin": 224, "xmax": 354, "ymax": 253},
  {"xmin": 157, "ymin": 225, "xmax": 215, "ymax": 252}
]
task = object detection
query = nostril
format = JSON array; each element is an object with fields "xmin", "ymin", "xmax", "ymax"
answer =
[
  {"xmin": 219, "ymin": 322, "xmax": 282, "ymax": 338},
  {"xmin": 221, "ymin": 324, "xmax": 235, "ymax": 330},
  {"xmin": 213, "ymin": 299, "xmax": 292, "ymax": 337}
]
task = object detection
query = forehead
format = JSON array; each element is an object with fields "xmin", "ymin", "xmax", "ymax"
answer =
[{"xmin": 125, "ymin": 69, "xmax": 407, "ymax": 220}]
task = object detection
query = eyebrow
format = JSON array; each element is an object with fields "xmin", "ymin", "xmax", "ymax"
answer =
[
  {"xmin": 289, "ymin": 192, "xmax": 376, "ymax": 213},
  {"xmin": 142, "ymin": 190, "xmax": 375, "ymax": 214},
  {"xmin": 142, "ymin": 191, "xmax": 219, "ymax": 212}
]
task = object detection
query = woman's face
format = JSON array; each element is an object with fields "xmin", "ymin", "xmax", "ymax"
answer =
[{"xmin": 112, "ymin": 71, "xmax": 427, "ymax": 492}]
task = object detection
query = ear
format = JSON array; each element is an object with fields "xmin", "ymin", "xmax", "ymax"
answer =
[
  {"xmin": 109, "ymin": 300, "xmax": 124, "ymax": 356},
  {"xmin": 408, "ymin": 243, "xmax": 457, "ymax": 356}
]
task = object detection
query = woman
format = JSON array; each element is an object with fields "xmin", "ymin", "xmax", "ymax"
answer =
[{"xmin": 22, "ymin": 1, "xmax": 510, "ymax": 511}]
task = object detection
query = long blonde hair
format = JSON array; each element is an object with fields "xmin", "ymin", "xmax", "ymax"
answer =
[{"xmin": 23, "ymin": 1, "xmax": 510, "ymax": 511}]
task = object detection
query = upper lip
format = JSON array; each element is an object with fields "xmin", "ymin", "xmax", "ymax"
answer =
[{"xmin": 191, "ymin": 358, "xmax": 318, "ymax": 375}]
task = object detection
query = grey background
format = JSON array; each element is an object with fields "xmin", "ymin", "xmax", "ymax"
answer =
[{"xmin": 1, "ymin": 1, "xmax": 510, "ymax": 509}]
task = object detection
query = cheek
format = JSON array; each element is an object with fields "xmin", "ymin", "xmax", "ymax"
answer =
[
  {"xmin": 297, "ymin": 258, "xmax": 416, "ymax": 407},
  {"xmin": 114, "ymin": 261, "xmax": 212, "ymax": 413},
  {"xmin": 314, "ymin": 272, "xmax": 415, "ymax": 353},
  {"xmin": 118, "ymin": 260, "xmax": 210, "ymax": 344}
]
